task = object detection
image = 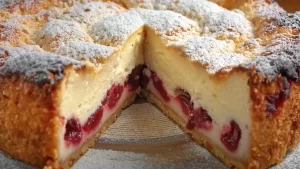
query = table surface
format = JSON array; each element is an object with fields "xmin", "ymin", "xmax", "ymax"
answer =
[{"xmin": 0, "ymin": 99, "xmax": 299, "ymax": 169}]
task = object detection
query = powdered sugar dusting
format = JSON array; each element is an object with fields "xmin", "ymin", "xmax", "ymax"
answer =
[
  {"xmin": 0, "ymin": 18, "xmax": 31, "ymax": 46},
  {"xmin": 0, "ymin": 45, "xmax": 44, "ymax": 66},
  {"xmin": 177, "ymin": 36, "xmax": 249, "ymax": 73},
  {"xmin": 62, "ymin": 2, "xmax": 125, "ymax": 29},
  {"xmin": 138, "ymin": 9, "xmax": 200, "ymax": 42},
  {"xmin": 124, "ymin": 0, "xmax": 253, "ymax": 41},
  {"xmin": 254, "ymin": 2, "xmax": 286, "ymax": 20},
  {"xmin": 253, "ymin": 2, "xmax": 300, "ymax": 33},
  {"xmin": 90, "ymin": 10, "xmax": 143, "ymax": 47},
  {"xmin": 36, "ymin": 19, "xmax": 93, "ymax": 52},
  {"xmin": 173, "ymin": 0, "xmax": 253, "ymax": 41},
  {"xmin": 247, "ymin": 43, "xmax": 300, "ymax": 81},
  {"xmin": 55, "ymin": 42, "xmax": 116, "ymax": 64},
  {"xmin": 203, "ymin": 10, "xmax": 253, "ymax": 40},
  {"xmin": 0, "ymin": 0, "xmax": 39, "ymax": 15},
  {"xmin": 0, "ymin": 0, "xmax": 299, "ymax": 83},
  {"xmin": 0, "ymin": 52, "xmax": 84, "ymax": 86}
]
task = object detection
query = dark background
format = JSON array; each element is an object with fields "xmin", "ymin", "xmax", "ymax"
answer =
[{"xmin": 276, "ymin": 0, "xmax": 300, "ymax": 13}]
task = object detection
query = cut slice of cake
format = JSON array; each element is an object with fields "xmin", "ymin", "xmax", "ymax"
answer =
[
  {"xmin": 0, "ymin": 5, "xmax": 145, "ymax": 168},
  {"xmin": 134, "ymin": 1, "xmax": 300, "ymax": 169}
]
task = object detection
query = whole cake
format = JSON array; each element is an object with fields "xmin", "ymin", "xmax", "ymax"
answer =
[{"xmin": 0, "ymin": 0, "xmax": 299, "ymax": 169}]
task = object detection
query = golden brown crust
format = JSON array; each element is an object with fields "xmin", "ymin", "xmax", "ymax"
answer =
[
  {"xmin": 210, "ymin": 0, "xmax": 249, "ymax": 9},
  {"xmin": 0, "ymin": 0, "xmax": 116, "ymax": 20},
  {"xmin": 0, "ymin": 76, "xmax": 59, "ymax": 168},
  {"xmin": 248, "ymin": 75, "xmax": 300, "ymax": 169}
]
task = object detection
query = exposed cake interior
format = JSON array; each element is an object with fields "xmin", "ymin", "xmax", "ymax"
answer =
[
  {"xmin": 143, "ymin": 29, "xmax": 251, "ymax": 163},
  {"xmin": 57, "ymin": 29, "xmax": 144, "ymax": 161}
]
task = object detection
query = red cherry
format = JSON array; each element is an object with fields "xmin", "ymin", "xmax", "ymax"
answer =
[
  {"xmin": 64, "ymin": 118, "xmax": 82, "ymax": 145},
  {"xmin": 220, "ymin": 120, "xmax": 241, "ymax": 152},
  {"xmin": 83, "ymin": 106, "xmax": 103, "ymax": 133},
  {"xmin": 102, "ymin": 84, "xmax": 124, "ymax": 109}
]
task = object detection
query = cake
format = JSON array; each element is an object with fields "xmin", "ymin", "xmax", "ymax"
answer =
[{"xmin": 0, "ymin": 0, "xmax": 299, "ymax": 169}]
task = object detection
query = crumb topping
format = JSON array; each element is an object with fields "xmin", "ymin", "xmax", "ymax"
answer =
[
  {"xmin": 0, "ymin": 0, "xmax": 299, "ymax": 84},
  {"xmin": 55, "ymin": 42, "xmax": 115, "ymax": 65},
  {"xmin": 0, "ymin": 52, "xmax": 84, "ymax": 87},
  {"xmin": 62, "ymin": 2, "xmax": 125, "ymax": 28},
  {"xmin": 137, "ymin": 9, "xmax": 200, "ymax": 42},
  {"xmin": 90, "ymin": 10, "xmax": 143, "ymax": 47}
]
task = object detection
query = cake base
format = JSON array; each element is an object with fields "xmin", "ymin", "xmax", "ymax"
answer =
[
  {"xmin": 48, "ymin": 94, "xmax": 137, "ymax": 169},
  {"xmin": 141, "ymin": 90, "xmax": 247, "ymax": 169}
]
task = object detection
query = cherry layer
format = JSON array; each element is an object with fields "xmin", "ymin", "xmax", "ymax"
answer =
[
  {"xmin": 82, "ymin": 106, "xmax": 103, "ymax": 134},
  {"xmin": 63, "ymin": 65, "xmax": 145, "ymax": 146},
  {"xmin": 64, "ymin": 118, "xmax": 83, "ymax": 146},
  {"xmin": 186, "ymin": 107, "xmax": 213, "ymax": 130},
  {"xmin": 142, "ymin": 69, "xmax": 170, "ymax": 102},
  {"xmin": 64, "ymin": 83, "xmax": 123, "ymax": 146},
  {"xmin": 174, "ymin": 89, "xmax": 212, "ymax": 130},
  {"xmin": 265, "ymin": 79, "xmax": 292, "ymax": 116},
  {"xmin": 143, "ymin": 68, "xmax": 243, "ymax": 152},
  {"xmin": 102, "ymin": 84, "xmax": 124, "ymax": 109},
  {"xmin": 143, "ymin": 69, "xmax": 213, "ymax": 131},
  {"xmin": 151, "ymin": 72, "xmax": 170, "ymax": 102},
  {"xmin": 125, "ymin": 65, "xmax": 145, "ymax": 91},
  {"xmin": 63, "ymin": 65, "xmax": 149, "ymax": 145},
  {"xmin": 175, "ymin": 89, "xmax": 193, "ymax": 116},
  {"xmin": 220, "ymin": 120, "xmax": 241, "ymax": 152}
]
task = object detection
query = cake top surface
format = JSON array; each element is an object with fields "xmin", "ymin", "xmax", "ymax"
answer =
[
  {"xmin": 0, "ymin": 52, "xmax": 84, "ymax": 87},
  {"xmin": 0, "ymin": 0, "xmax": 299, "ymax": 85}
]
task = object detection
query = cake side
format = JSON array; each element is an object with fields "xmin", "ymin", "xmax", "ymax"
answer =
[
  {"xmin": 0, "ymin": 71, "xmax": 61, "ymax": 168},
  {"xmin": 0, "ymin": 51, "xmax": 87, "ymax": 167},
  {"xmin": 246, "ymin": 42, "xmax": 300, "ymax": 168},
  {"xmin": 0, "ymin": 2, "xmax": 146, "ymax": 168},
  {"xmin": 247, "ymin": 75, "xmax": 300, "ymax": 169}
]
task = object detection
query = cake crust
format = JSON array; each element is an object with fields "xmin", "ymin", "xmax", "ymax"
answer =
[
  {"xmin": 248, "ymin": 75, "xmax": 300, "ymax": 169},
  {"xmin": 0, "ymin": 76, "xmax": 59, "ymax": 168}
]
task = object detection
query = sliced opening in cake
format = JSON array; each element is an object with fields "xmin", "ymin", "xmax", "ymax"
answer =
[
  {"xmin": 142, "ymin": 28, "xmax": 251, "ymax": 165},
  {"xmin": 56, "ymin": 29, "xmax": 144, "ymax": 162}
]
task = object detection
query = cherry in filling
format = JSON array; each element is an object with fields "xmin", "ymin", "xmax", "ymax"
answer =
[
  {"xmin": 186, "ymin": 107, "xmax": 213, "ymax": 130},
  {"xmin": 102, "ymin": 84, "xmax": 124, "ymax": 109},
  {"xmin": 175, "ymin": 89, "xmax": 193, "ymax": 116},
  {"xmin": 141, "ymin": 71, "xmax": 150, "ymax": 88},
  {"xmin": 126, "ymin": 65, "xmax": 144, "ymax": 91},
  {"xmin": 265, "ymin": 80, "xmax": 292, "ymax": 116},
  {"xmin": 64, "ymin": 66, "xmax": 142, "ymax": 145},
  {"xmin": 83, "ymin": 106, "xmax": 103, "ymax": 133},
  {"xmin": 145, "ymin": 71, "xmax": 213, "ymax": 131},
  {"xmin": 220, "ymin": 120, "xmax": 241, "ymax": 152},
  {"xmin": 151, "ymin": 72, "xmax": 170, "ymax": 102},
  {"xmin": 64, "ymin": 118, "xmax": 83, "ymax": 146}
]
